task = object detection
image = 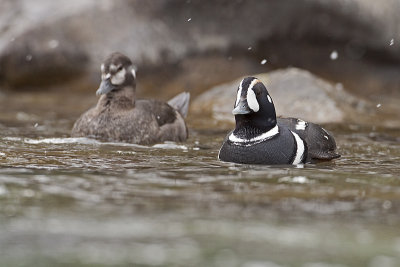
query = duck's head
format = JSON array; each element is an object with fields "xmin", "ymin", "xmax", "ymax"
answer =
[
  {"xmin": 96, "ymin": 52, "xmax": 136, "ymax": 95},
  {"xmin": 232, "ymin": 77, "xmax": 277, "ymax": 130}
]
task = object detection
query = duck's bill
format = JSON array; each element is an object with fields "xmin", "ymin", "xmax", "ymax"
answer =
[
  {"xmin": 96, "ymin": 79, "xmax": 114, "ymax": 95},
  {"xmin": 232, "ymin": 100, "xmax": 252, "ymax": 115}
]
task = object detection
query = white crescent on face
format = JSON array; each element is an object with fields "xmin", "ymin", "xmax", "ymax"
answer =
[
  {"xmin": 246, "ymin": 87, "xmax": 259, "ymax": 112},
  {"xmin": 246, "ymin": 78, "xmax": 260, "ymax": 112},
  {"xmin": 111, "ymin": 68, "xmax": 126, "ymax": 85}
]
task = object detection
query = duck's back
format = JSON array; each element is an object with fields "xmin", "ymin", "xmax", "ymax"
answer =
[
  {"xmin": 277, "ymin": 118, "xmax": 340, "ymax": 161},
  {"xmin": 71, "ymin": 99, "xmax": 187, "ymax": 144}
]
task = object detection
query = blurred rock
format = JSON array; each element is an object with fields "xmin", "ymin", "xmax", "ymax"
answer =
[
  {"xmin": 0, "ymin": 30, "xmax": 88, "ymax": 88},
  {"xmin": 192, "ymin": 68, "xmax": 377, "ymax": 125},
  {"xmin": 0, "ymin": 0, "xmax": 399, "ymax": 102}
]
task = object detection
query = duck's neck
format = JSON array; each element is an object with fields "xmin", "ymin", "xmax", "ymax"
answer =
[
  {"xmin": 233, "ymin": 113, "xmax": 277, "ymax": 139},
  {"xmin": 97, "ymin": 85, "xmax": 136, "ymax": 109}
]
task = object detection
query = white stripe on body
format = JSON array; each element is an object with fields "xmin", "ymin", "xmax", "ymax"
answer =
[{"xmin": 290, "ymin": 131, "xmax": 305, "ymax": 165}]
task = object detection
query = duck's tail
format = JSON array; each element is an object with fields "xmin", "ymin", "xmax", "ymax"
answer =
[{"xmin": 168, "ymin": 92, "xmax": 190, "ymax": 118}]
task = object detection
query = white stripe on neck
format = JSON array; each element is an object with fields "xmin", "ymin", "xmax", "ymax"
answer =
[
  {"xmin": 291, "ymin": 131, "xmax": 305, "ymax": 165},
  {"xmin": 229, "ymin": 125, "xmax": 279, "ymax": 144}
]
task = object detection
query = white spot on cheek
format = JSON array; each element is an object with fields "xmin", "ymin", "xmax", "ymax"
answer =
[
  {"xmin": 247, "ymin": 88, "xmax": 259, "ymax": 112},
  {"xmin": 101, "ymin": 73, "xmax": 111, "ymax": 80},
  {"xmin": 111, "ymin": 68, "xmax": 126, "ymax": 85},
  {"xmin": 267, "ymin": 95, "xmax": 272, "ymax": 103},
  {"xmin": 102, "ymin": 73, "xmax": 111, "ymax": 80}
]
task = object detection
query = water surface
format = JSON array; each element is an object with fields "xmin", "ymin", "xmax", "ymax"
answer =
[{"xmin": 0, "ymin": 91, "xmax": 399, "ymax": 267}]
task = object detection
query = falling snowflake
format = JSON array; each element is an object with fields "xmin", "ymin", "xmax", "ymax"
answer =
[
  {"xmin": 330, "ymin": 50, "xmax": 338, "ymax": 60},
  {"xmin": 260, "ymin": 59, "xmax": 267, "ymax": 65},
  {"xmin": 48, "ymin": 39, "xmax": 59, "ymax": 49}
]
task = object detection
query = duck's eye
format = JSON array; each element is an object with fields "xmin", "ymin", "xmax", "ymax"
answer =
[{"xmin": 117, "ymin": 66, "xmax": 123, "ymax": 72}]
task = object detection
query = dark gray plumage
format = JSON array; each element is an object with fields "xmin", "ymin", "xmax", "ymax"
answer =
[
  {"xmin": 219, "ymin": 125, "xmax": 303, "ymax": 165},
  {"xmin": 71, "ymin": 52, "xmax": 189, "ymax": 144},
  {"xmin": 277, "ymin": 117, "xmax": 340, "ymax": 161}
]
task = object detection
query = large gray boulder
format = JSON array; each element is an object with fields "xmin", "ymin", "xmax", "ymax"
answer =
[{"xmin": 191, "ymin": 68, "xmax": 379, "ymax": 125}]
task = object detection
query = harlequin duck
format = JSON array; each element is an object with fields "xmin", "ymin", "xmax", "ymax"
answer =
[
  {"xmin": 218, "ymin": 77, "xmax": 340, "ymax": 165},
  {"xmin": 71, "ymin": 52, "xmax": 190, "ymax": 145}
]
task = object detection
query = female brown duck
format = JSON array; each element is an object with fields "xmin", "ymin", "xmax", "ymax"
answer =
[{"xmin": 71, "ymin": 52, "xmax": 189, "ymax": 145}]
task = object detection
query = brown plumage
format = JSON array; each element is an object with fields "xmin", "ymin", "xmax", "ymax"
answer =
[{"xmin": 71, "ymin": 52, "xmax": 189, "ymax": 144}]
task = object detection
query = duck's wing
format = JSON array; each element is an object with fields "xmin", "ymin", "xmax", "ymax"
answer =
[
  {"xmin": 167, "ymin": 92, "xmax": 190, "ymax": 118},
  {"xmin": 137, "ymin": 100, "xmax": 177, "ymax": 126},
  {"xmin": 136, "ymin": 99, "xmax": 188, "ymax": 142},
  {"xmin": 277, "ymin": 118, "xmax": 341, "ymax": 160}
]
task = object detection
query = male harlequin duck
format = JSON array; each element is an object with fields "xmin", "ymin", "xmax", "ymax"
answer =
[
  {"xmin": 71, "ymin": 52, "xmax": 190, "ymax": 145},
  {"xmin": 218, "ymin": 77, "xmax": 340, "ymax": 165}
]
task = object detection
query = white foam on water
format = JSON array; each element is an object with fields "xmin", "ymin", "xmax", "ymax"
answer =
[
  {"xmin": 152, "ymin": 142, "xmax": 188, "ymax": 150},
  {"xmin": 13, "ymin": 137, "xmax": 189, "ymax": 151},
  {"xmin": 279, "ymin": 176, "xmax": 313, "ymax": 184},
  {"xmin": 116, "ymin": 151, "xmax": 136, "ymax": 155},
  {"xmin": 0, "ymin": 185, "xmax": 8, "ymax": 196},
  {"xmin": 23, "ymin": 137, "xmax": 100, "ymax": 145},
  {"xmin": 22, "ymin": 137, "xmax": 147, "ymax": 149},
  {"xmin": 3, "ymin": 137, "xmax": 22, "ymax": 141}
]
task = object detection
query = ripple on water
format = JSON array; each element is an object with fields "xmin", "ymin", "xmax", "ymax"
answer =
[{"xmin": 0, "ymin": 126, "xmax": 400, "ymax": 266}]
